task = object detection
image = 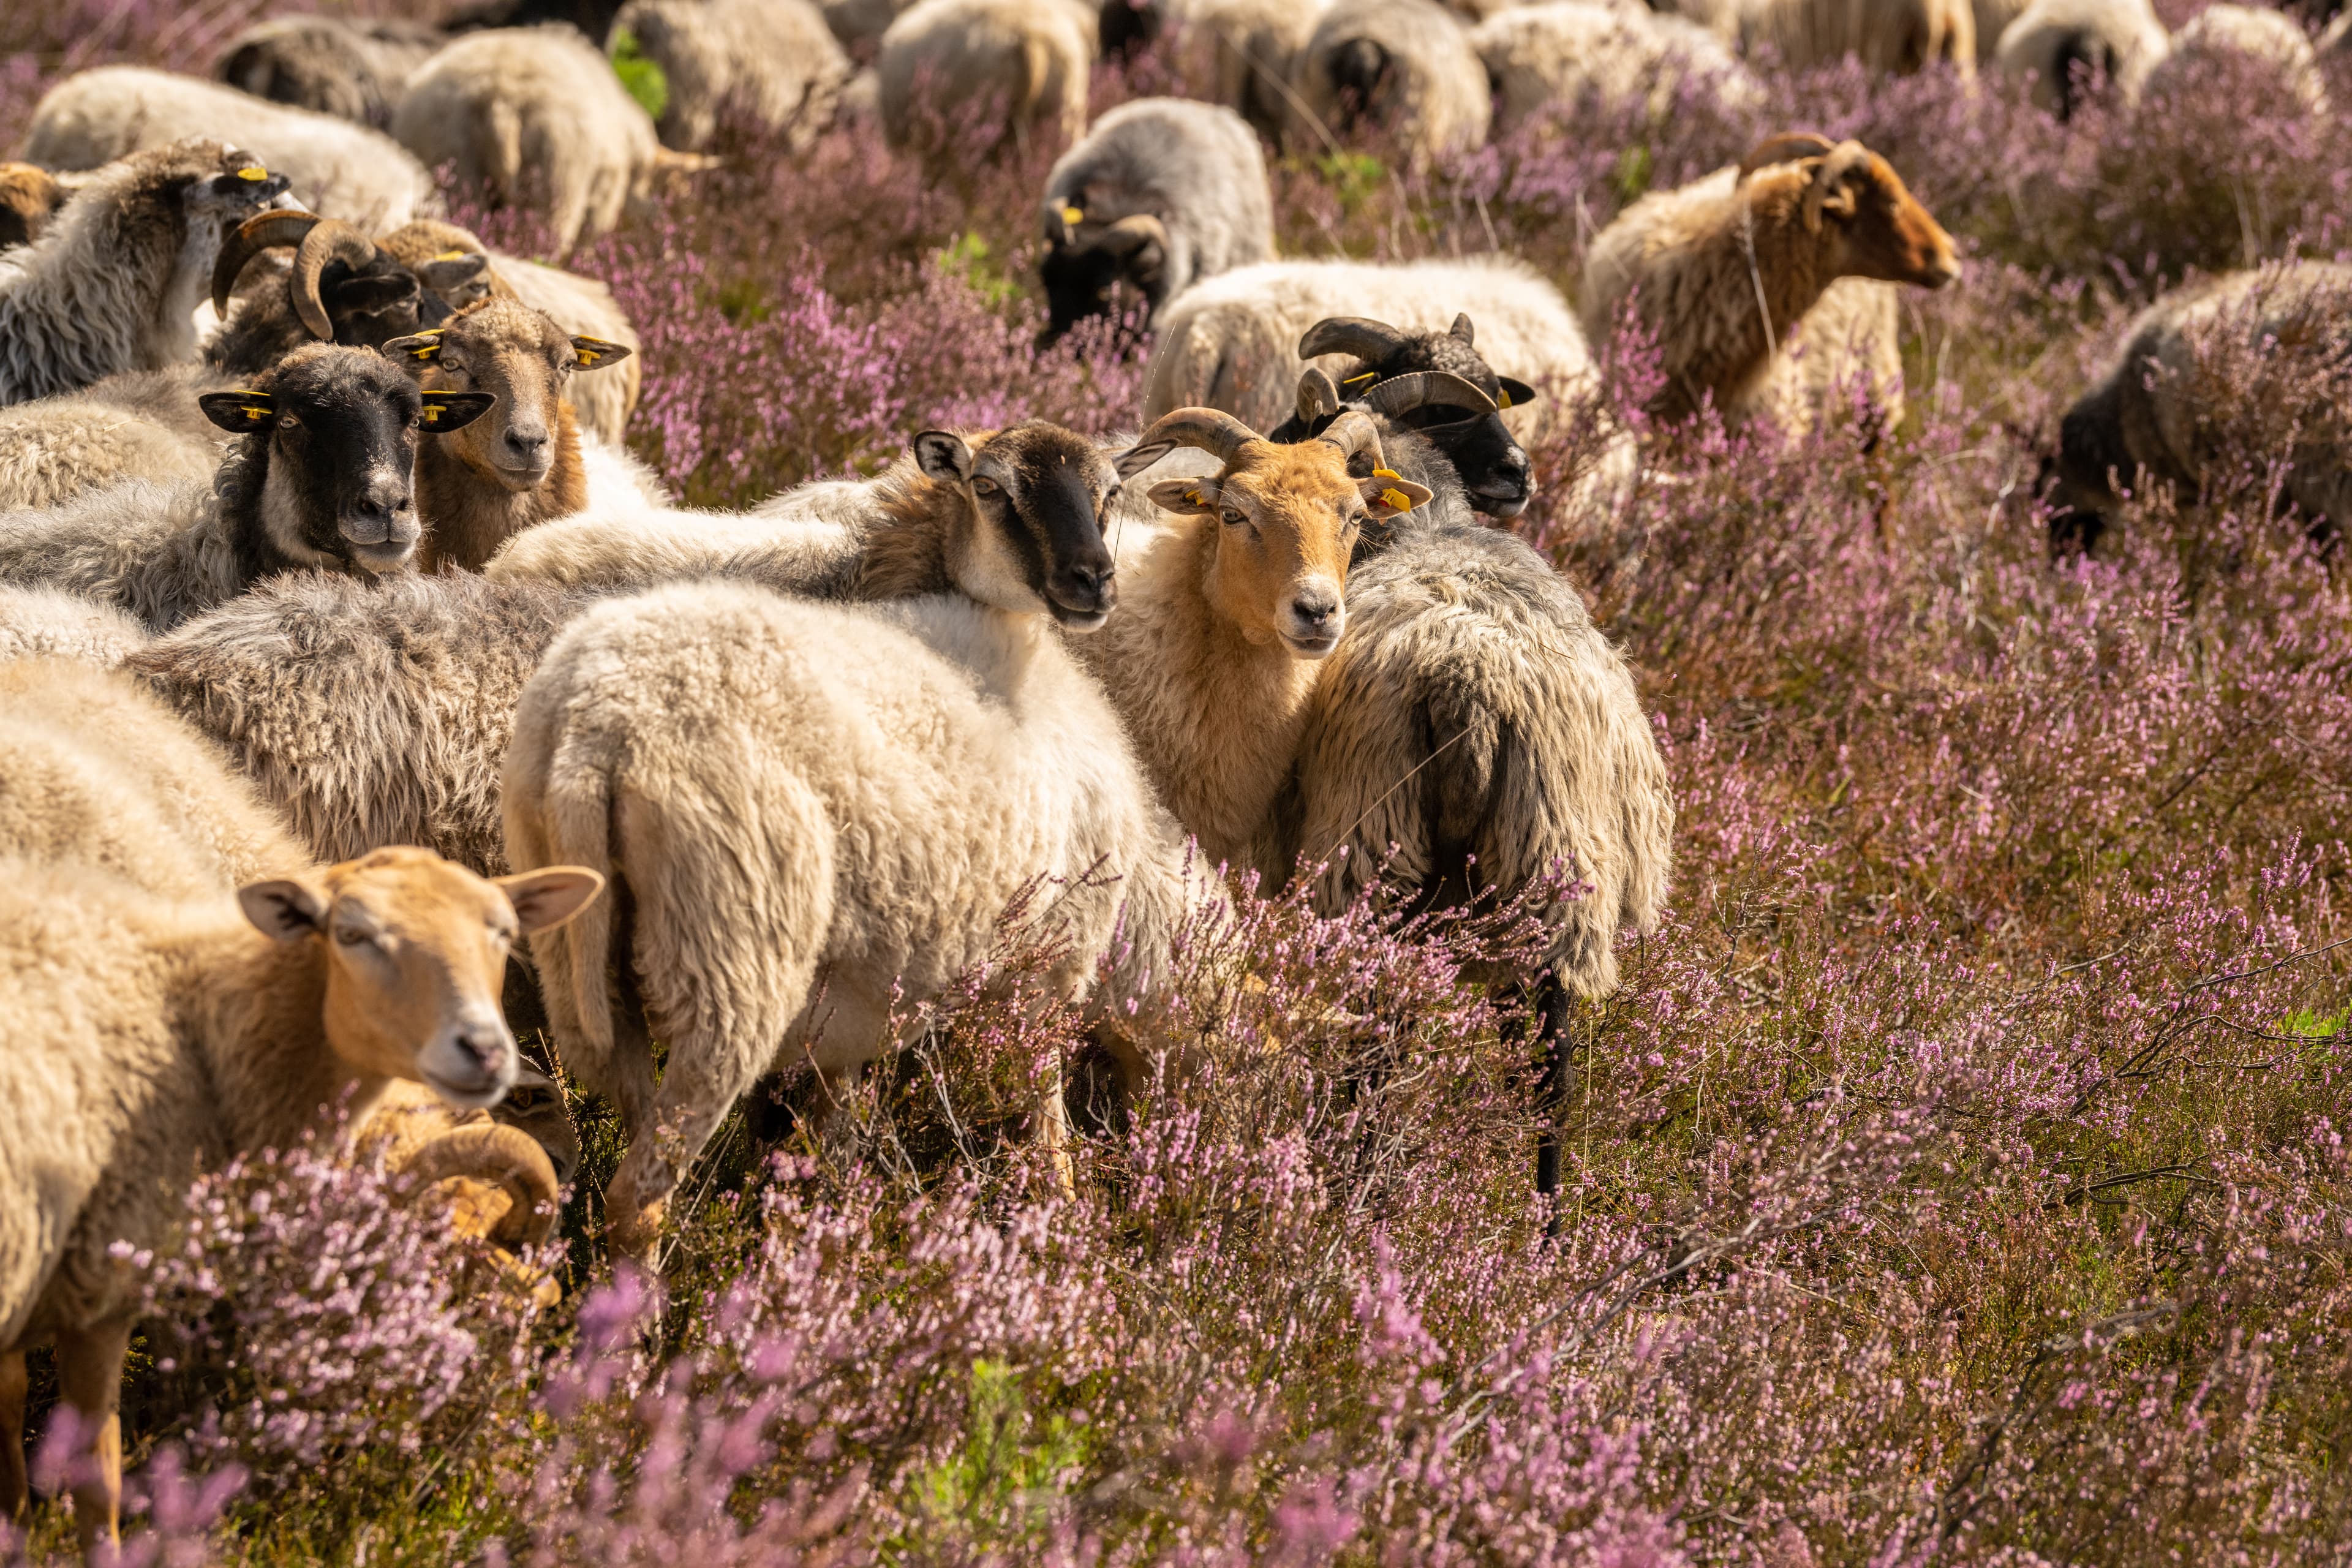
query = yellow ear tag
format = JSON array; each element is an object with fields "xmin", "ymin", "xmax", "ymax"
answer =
[
  {"xmin": 1186, "ymin": 491, "xmax": 1206, "ymax": 505},
  {"xmin": 1496, "ymin": 390, "xmax": 1512, "ymax": 410},
  {"xmin": 1344, "ymin": 371, "xmax": 1378, "ymax": 386},
  {"xmin": 576, "ymin": 347, "xmax": 600, "ymax": 366},
  {"xmin": 433, "ymin": 249, "xmax": 471, "ymax": 261},
  {"xmin": 1381, "ymin": 488, "xmax": 1412, "ymax": 511},
  {"xmin": 236, "ymin": 165, "xmax": 268, "ymax": 181},
  {"xmin": 1373, "ymin": 467, "xmax": 1401, "ymax": 481},
  {"xmin": 1061, "ymin": 205, "xmax": 1084, "ymax": 224},
  {"xmin": 243, "ymin": 406, "xmax": 270, "ymax": 420}
]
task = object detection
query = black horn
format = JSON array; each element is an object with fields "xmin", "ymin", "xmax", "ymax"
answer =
[{"xmin": 1298, "ymin": 316, "xmax": 1412, "ymax": 366}]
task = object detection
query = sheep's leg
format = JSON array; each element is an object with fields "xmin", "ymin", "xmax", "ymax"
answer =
[
  {"xmin": 0, "ymin": 1348, "xmax": 25, "ymax": 1522},
  {"xmin": 1035, "ymin": 1050, "xmax": 1077, "ymax": 1200},
  {"xmin": 55, "ymin": 1317, "xmax": 129, "ymax": 1553},
  {"xmin": 603, "ymin": 1034, "xmax": 777, "ymax": 1259},
  {"xmin": 1529, "ymin": 971, "xmax": 1574, "ymax": 1234}
]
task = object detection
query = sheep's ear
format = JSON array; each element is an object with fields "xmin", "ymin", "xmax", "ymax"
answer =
[
  {"xmin": 419, "ymin": 390, "xmax": 496, "ymax": 432},
  {"xmin": 1147, "ymin": 478, "xmax": 1223, "ymax": 515},
  {"xmin": 1449, "ymin": 312, "xmax": 1475, "ymax": 346},
  {"xmin": 497, "ymin": 867, "xmax": 605, "ymax": 935},
  {"xmin": 198, "ymin": 390, "xmax": 275, "ymax": 432},
  {"xmin": 239, "ymin": 877, "xmax": 328, "ymax": 940},
  {"xmin": 913, "ymin": 431, "xmax": 974, "ymax": 484},
  {"xmin": 1359, "ymin": 471, "xmax": 1432, "ymax": 517},
  {"xmin": 570, "ymin": 334, "xmax": 631, "ymax": 370},
  {"xmin": 1496, "ymin": 377, "xmax": 1536, "ymax": 412},
  {"xmin": 383, "ymin": 331, "xmax": 443, "ymax": 364}
]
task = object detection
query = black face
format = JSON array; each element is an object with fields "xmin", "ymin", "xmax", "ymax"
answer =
[
  {"xmin": 322, "ymin": 258, "xmax": 447, "ymax": 349},
  {"xmin": 1348, "ymin": 331, "xmax": 1537, "ymax": 519},
  {"xmin": 980, "ymin": 422, "xmax": 1121, "ymax": 629},
  {"xmin": 1039, "ymin": 242, "xmax": 1125, "ymax": 345}
]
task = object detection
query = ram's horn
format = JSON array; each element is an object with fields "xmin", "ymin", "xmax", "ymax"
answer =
[
  {"xmin": 1316, "ymin": 409, "xmax": 1389, "ymax": 471},
  {"xmin": 211, "ymin": 208, "xmax": 323, "ymax": 315},
  {"xmin": 1355, "ymin": 370, "xmax": 1498, "ymax": 419},
  {"xmin": 292, "ymin": 217, "xmax": 384, "ymax": 341},
  {"xmin": 1114, "ymin": 406, "xmax": 1261, "ymax": 478},
  {"xmin": 1295, "ymin": 366, "xmax": 1343, "ymax": 424},
  {"xmin": 1096, "ymin": 212, "xmax": 1169, "ymax": 257},
  {"xmin": 1737, "ymin": 131, "xmax": 1838, "ymax": 181},
  {"xmin": 1298, "ymin": 315, "xmax": 1409, "ymax": 364},
  {"xmin": 402, "ymin": 1123, "xmax": 561, "ymax": 1250}
]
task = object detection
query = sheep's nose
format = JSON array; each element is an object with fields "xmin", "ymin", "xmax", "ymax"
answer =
[
  {"xmin": 504, "ymin": 426, "xmax": 549, "ymax": 465},
  {"xmin": 1060, "ymin": 560, "xmax": 1116, "ymax": 610},
  {"xmin": 342, "ymin": 477, "xmax": 412, "ymax": 542},
  {"xmin": 1283, "ymin": 587, "xmax": 1345, "ymax": 655}
]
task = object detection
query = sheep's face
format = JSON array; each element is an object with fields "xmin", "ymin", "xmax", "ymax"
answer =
[
  {"xmin": 200, "ymin": 347, "xmax": 494, "ymax": 571},
  {"xmin": 915, "ymin": 422, "xmax": 1122, "ymax": 630},
  {"xmin": 237, "ymin": 848, "xmax": 603, "ymax": 1112},
  {"xmin": 1814, "ymin": 150, "xmax": 1962, "ymax": 292},
  {"xmin": 1036, "ymin": 210, "xmax": 1169, "ymax": 345},
  {"xmin": 386, "ymin": 302, "xmax": 631, "ymax": 492},
  {"xmin": 1149, "ymin": 442, "xmax": 1430, "ymax": 658},
  {"xmin": 1303, "ymin": 315, "xmax": 1539, "ymax": 519},
  {"xmin": 0, "ymin": 162, "xmax": 64, "ymax": 250}
]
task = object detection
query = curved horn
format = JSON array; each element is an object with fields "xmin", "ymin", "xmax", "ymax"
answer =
[
  {"xmin": 211, "ymin": 208, "xmax": 322, "ymax": 315},
  {"xmin": 1296, "ymin": 366, "xmax": 1342, "ymax": 424},
  {"xmin": 403, "ymin": 1123, "xmax": 561, "ymax": 1250},
  {"xmin": 291, "ymin": 217, "xmax": 382, "ymax": 341},
  {"xmin": 1316, "ymin": 409, "xmax": 1388, "ymax": 470},
  {"xmin": 1738, "ymin": 132, "xmax": 1838, "ymax": 182},
  {"xmin": 1355, "ymin": 370, "xmax": 1498, "ymax": 419},
  {"xmin": 1114, "ymin": 406, "xmax": 1262, "ymax": 478},
  {"xmin": 1097, "ymin": 212, "xmax": 1169, "ymax": 257},
  {"xmin": 1298, "ymin": 315, "xmax": 1411, "ymax": 366}
]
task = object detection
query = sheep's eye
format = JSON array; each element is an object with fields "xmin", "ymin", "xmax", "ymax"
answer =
[
  {"xmin": 276, "ymin": 413, "xmax": 301, "ymax": 431},
  {"xmin": 333, "ymin": 925, "xmax": 375, "ymax": 948},
  {"xmin": 1221, "ymin": 506, "xmax": 1248, "ymax": 528},
  {"xmin": 490, "ymin": 923, "xmax": 516, "ymax": 945},
  {"xmin": 972, "ymin": 477, "xmax": 1001, "ymax": 498}
]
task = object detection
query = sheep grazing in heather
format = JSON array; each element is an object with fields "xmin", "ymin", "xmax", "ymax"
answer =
[
  {"xmin": 2138, "ymin": 2, "xmax": 2325, "ymax": 115},
  {"xmin": 1286, "ymin": 0, "xmax": 1491, "ymax": 168},
  {"xmin": 392, "ymin": 26, "xmax": 720, "ymax": 258},
  {"xmin": 615, "ymin": 0, "xmax": 854, "ymax": 152},
  {"xmin": 24, "ymin": 69, "xmax": 437, "ymax": 232},
  {"xmin": 1741, "ymin": 0, "xmax": 1977, "ymax": 76},
  {"xmin": 0, "ymin": 845, "xmax": 601, "ymax": 1549},
  {"xmin": 213, "ymin": 15, "xmax": 446, "ymax": 129},
  {"xmin": 1075, "ymin": 407, "xmax": 1431, "ymax": 878},
  {"xmin": 383, "ymin": 302, "xmax": 636, "ymax": 570},
  {"xmin": 1102, "ymin": 0, "xmax": 1334, "ymax": 138},
  {"xmin": 0, "ymin": 141, "xmax": 290, "ymax": 408},
  {"xmin": 0, "ymin": 345, "xmax": 492, "ymax": 632},
  {"xmin": 1471, "ymin": 2, "xmax": 1759, "ymax": 137},
  {"xmin": 1036, "ymin": 97, "xmax": 1275, "ymax": 346},
  {"xmin": 1992, "ymin": 0, "xmax": 2170, "ymax": 116},
  {"xmin": 878, "ymin": 0, "xmax": 1098, "ymax": 169},
  {"xmin": 1577, "ymin": 132, "xmax": 1962, "ymax": 432},
  {"xmin": 2049, "ymin": 262, "xmax": 2352, "ymax": 552},
  {"xmin": 0, "ymin": 164, "xmax": 65, "ymax": 251}
]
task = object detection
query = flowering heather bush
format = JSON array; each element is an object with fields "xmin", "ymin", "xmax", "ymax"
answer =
[{"xmin": 9, "ymin": 6, "xmax": 2352, "ymax": 1564}]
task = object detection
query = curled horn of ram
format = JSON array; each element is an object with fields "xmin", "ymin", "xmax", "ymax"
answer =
[
  {"xmin": 208, "ymin": 209, "xmax": 451, "ymax": 372},
  {"xmin": 1287, "ymin": 364, "xmax": 1512, "ymax": 548}
]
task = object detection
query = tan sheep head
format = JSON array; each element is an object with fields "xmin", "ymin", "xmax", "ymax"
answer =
[
  {"xmin": 386, "ymin": 303, "xmax": 631, "ymax": 492},
  {"xmin": 1118, "ymin": 408, "xmax": 1432, "ymax": 658},
  {"xmin": 1740, "ymin": 132, "xmax": 1962, "ymax": 293},
  {"xmin": 238, "ymin": 846, "xmax": 603, "ymax": 1110},
  {"xmin": 0, "ymin": 162, "xmax": 64, "ymax": 249}
]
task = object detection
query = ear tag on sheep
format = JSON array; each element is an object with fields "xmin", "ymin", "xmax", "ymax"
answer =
[
  {"xmin": 1061, "ymin": 205, "xmax": 1084, "ymax": 225},
  {"xmin": 1373, "ymin": 467, "xmax": 1402, "ymax": 481},
  {"xmin": 1186, "ymin": 491, "xmax": 1207, "ymax": 506},
  {"xmin": 236, "ymin": 165, "xmax": 269, "ymax": 181},
  {"xmin": 1380, "ymin": 488, "xmax": 1413, "ymax": 512},
  {"xmin": 198, "ymin": 390, "xmax": 277, "ymax": 432},
  {"xmin": 1495, "ymin": 389, "xmax": 1512, "ymax": 409},
  {"xmin": 1344, "ymin": 371, "xmax": 1378, "ymax": 387},
  {"xmin": 434, "ymin": 249, "xmax": 470, "ymax": 261}
]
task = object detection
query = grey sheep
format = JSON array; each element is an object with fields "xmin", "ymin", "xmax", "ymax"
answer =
[
  {"xmin": 1471, "ymin": 2, "xmax": 1760, "ymax": 136},
  {"xmin": 1287, "ymin": 0, "xmax": 1491, "ymax": 168},
  {"xmin": 213, "ymin": 15, "xmax": 446, "ymax": 129},
  {"xmin": 878, "ymin": 0, "xmax": 1097, "ymax": 168}
]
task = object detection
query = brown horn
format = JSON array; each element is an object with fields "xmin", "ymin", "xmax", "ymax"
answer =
[
  {"xmin": 402, "ymin": 1123, "xmax": 561, "ymax": 1250},
  {"xmin": 1097, "ymin": 212, "xmax": 1169, "ymax": 257},
  {"xmin": 290, "ymin": 217, "xmax": 383, "ymax": 341},
  {"xmin": 1298, "ymin": 315, "xmax": 1412, "ymax": 366},
  {"xmin": 1317, "ymin": 409, "xmax": 1389, "ymax": 470},
  {"xmin": 1738, "ymin": 132, "xmax": 1838, "ymax": 182},
  {"xmin": 1355, "ymin": 370, "xmax": 1498, "ymax": 419},
  {"xmin": 1115, "ymin": 406, "xmax": 1262, "ymax": 478},
  {"xmin": 211, "ymin": 208, "xmax": 321, "ymax": 316},
  {"xmin": 1296, "ymin": 366, "xmax": 1342, "ymax": 424}
]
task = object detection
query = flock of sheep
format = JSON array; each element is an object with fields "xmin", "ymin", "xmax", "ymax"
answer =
[{"xmin": 0, "ymin": 0, "xmax": 2338, "ymax": 1554}]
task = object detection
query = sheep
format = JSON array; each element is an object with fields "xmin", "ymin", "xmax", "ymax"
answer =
[
  {"xmin": 0, "ymin": 164, "xmax": 65, "ymax": 250},
  {"xmin": 1471, "ymin": 2, "xmax": 1760, "ymax": 137},
  {"xmin": 204, "ymin": 210, "xmax": 457, "ymax": 380},
  {"xmin": 0, "ymin": 141, "xmax": 290, "ymax": 408},
  {"xmin": 1098, "ymin": 0, "xmax": 1331, "ymax": 138},
  {"xmin": 823, "ymin": 0, "xmax": 925, "ymax": 47},
  {"xmin": 355, "ymin": 1072, "xmax": 576, "ymax": 1288},
  {"xmin": 24, "ymin": 68, "xmax": 438, "ymax": 232},
  {"xmin": 503, "ymin": 563, "xmax": 1209, "ymax": 1251},
  {"xmin": 392, "ymin": 26, "xmax": 719, "ymax": 258},
  {"xmin": 613, "ymin": 0, "xmax": 855, "ymax": 152},
  {"xmin": 878, "ymin": 0, "xmax": 1096, "ymax": 168},
  {"xmin": 383, "ymin": 300, "xmax": 637, "ymax": 570},
  {"xmin": 1740, "ymin": 0, "xmax": 1977, "ymax": 76},
  {"xmin": 0, "ymin": 344, "xmax": 493, "ymax": 632},
  {"xmin": 0, "ymin": 588, "xmax": 149, "ymax": 665},
  {"xmin": 2138, "ymin": 2, "xmax": 2324, "ymax": 114},
  {"xmin": 0, "ymin": 846, "xmax": 601, "ymax": 1550},
  {"xmin": 0, "ymin": 371, "xmax": 227, "ymax": 513},
  {"xmin": 1577, "ymin": 132, "xmax": 1961, "ymax": 431},
  {"xmin": 2048, "ymin": 262, "xmax": 2352, "ymax": 552},
  {"xmin": 1991, "ymin": 0, "xmax": 2169, "ymax": 115},
  {"xmin": 486, "ymin": 254, "xmax": 646, "ymax": 446},
  {"xmin": 129, "ymin": 422, "xmax": 1131, "ymax": 876},
  {"xmin": 1142, "ymin": 255, "xmax": 1599, "ymax": 450},
  {"xmin": 213, "ymin": 15, "xmax": 446, "ymax": 129},
  {"xmin": 1036, "ymin": 97, "xmax": 1275, "ymax": 345},
  {"xmin": 1285, "ymin": 0, "xmax": 1491, "ymax": 168},
  {"xmin": 1074, "ymin": 407, "xmax": 1431, "ymax": 878}
]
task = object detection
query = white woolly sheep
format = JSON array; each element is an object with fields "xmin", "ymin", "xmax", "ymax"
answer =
[
  {"xmin": 1577, "ymin": 132, "xmax": 1961, "ymax": 431},
  {"xmin": 2138, "ymin": 2, "xmax": 2324, "ymax": 115},
  {"xmin": 1472, "ymin": 2, "xmax": 1761, "ymax": 135},
  {"xmin": 0, "ymin": 587, "xmax": 149, "ymax": 665},
  {"xmin": 1992, "ymin": 0, "xmax": 2170, "ymax": 115},
  {"xmin": 0, "ymin": 345, "xmax": 493, "ymax": 631},
  {"xmin": 1286, "ymin": 0, "xmax": 1491, "ymax": 168},
  {"xmin": 24, "ymin": 68, "xmax": 438, "ymax": 232},
  {"xmin": 1037, "ymin": 96, "xmax": 1275, "ymax": 344},
  {"xmin": 0, "ymin": 141, "xmax": 289, "ymax": 408},
  {"xmin": 0, "ymin": 369, "xmax": 225, "ymax": 512},
  {"xmin": 614, "ymin": 0, "xmax": 854, "ymax": 152},
  {"xmin": 1740, "ymin": 0, "xmax": 1977, "ymax": 76},
  {"xmin": 1102, "ymin": 0, "xmax": 1333, "ymax": 138},
  {"xmin": 878, "ymin": 0, "xmax": 1097, "ymax": 168},
  {"xmin": 0, "ymin": 846, "xmax": 600, "ymax": 1550},
  {"xmin": 213, "ymin": 15, "xmax": 446, "ymax": 129},
  {"xmin": 392, "ymin": 26, "xmax": 718, "ymax": 258}
]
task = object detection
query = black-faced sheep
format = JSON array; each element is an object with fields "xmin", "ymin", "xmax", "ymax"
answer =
[
  {"xmin": 1577, "ymin": 132, "xmax": 1961, "ymax": 431},
  {"xmin": 0, "ymin": 344, "xmax": 492, "ymax": 631},
  {"xmin": 614, "ymin": 0, "xmax": 855, "ymax": 151},
  {"xmin": 213, "ymin": 15, "xmax": 447, "ymax": 129},
  {"xmin": 24, "ymin": 68, "xmax": 439, "ymax": 232},
  {"xmin": 1991, "ymin": 0, "xmax": 2170, "ymax": 116},
  {"xmin": 0, "ymin": 141, "xmax": 290, "ymax": 407},
  {"xmin": 1285, "ymin": 0, "xmax": 1491, "ymax": 168},
  {"xmin": 1037, "ymin": 96, "xmax": 1275, "ymax": 345},
  {"xmin": 1471, "ymin": 1, "xmax": 1759, "ymax": 136},
  {"xmin": 878, "ymin": 0, "xmax": 1098, "ymax": 169},
  {"xmin": 391, "ymin": 26, "xmax": 719, "ymax": 258}
]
